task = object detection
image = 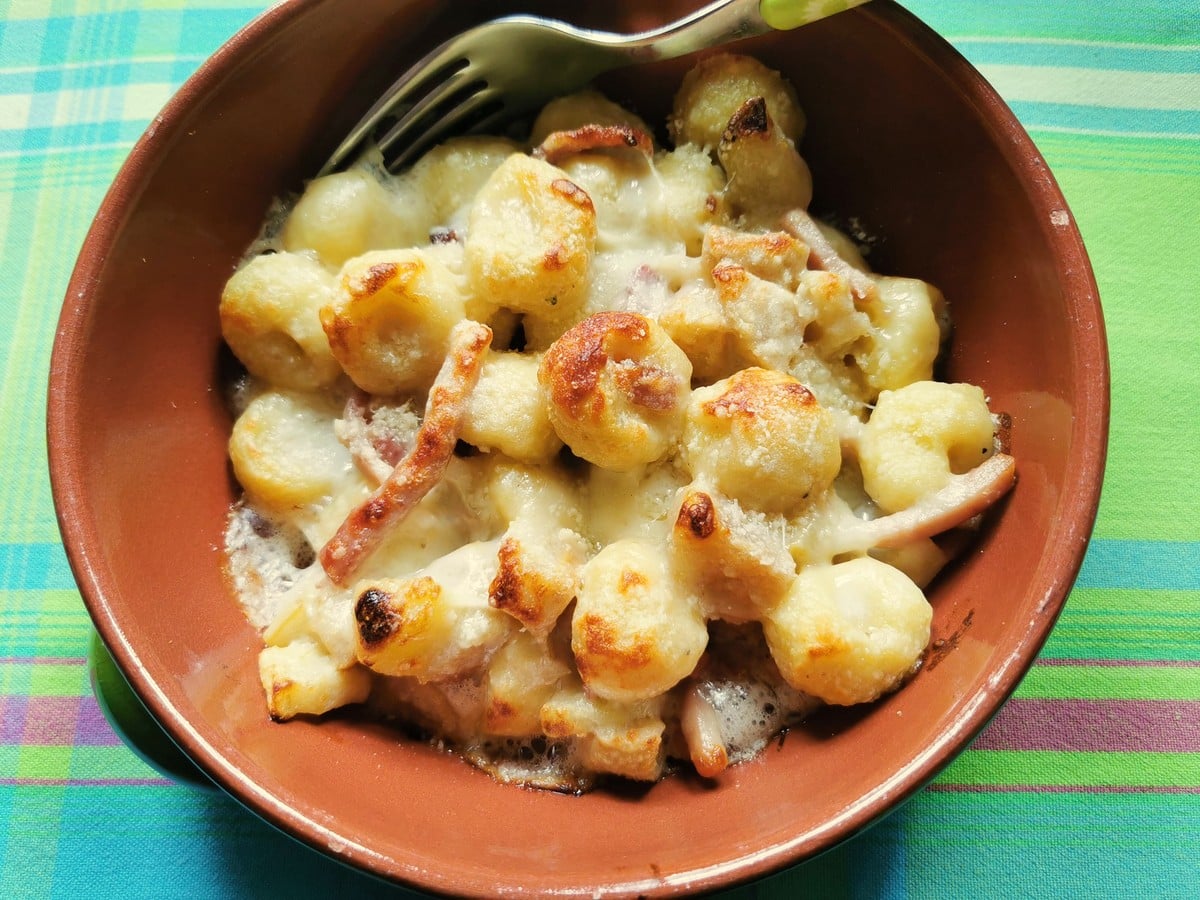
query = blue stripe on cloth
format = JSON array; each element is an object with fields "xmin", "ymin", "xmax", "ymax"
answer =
[
  {"xmin": 0, "ymin": 58, "xmax": 203, "ymax": 94},
  {"xmin": 953, "ymin": 39, "xmax": 1200, "ymax": 74},
  {"xmin": 0, "ymin": 120, "xmax": 156, "ymax": 155},
  {"xmin": 903, "ymin": 0, "xmax": 1200, "ymax": 43},
  {"xmin": 1008, "ymin": 100, "xmax": 1200, "ymax": 138},
  {"xmin": 25, "ymin": 781, "xmax": 1199, "ymax": 898},
  {"xmin": 0, "ymin": 543, "xmax": 76, "ymax": 591},
  {"xmin": 1076, "ymin": 540, "xmax": 1200, "ymax": 591},
  {"xmin": 36, "ymin": 784, "xmax": 421, "ymax": 899},
  {"xmin": 902, "ymin": 788, "xmax": 1200, "ymax": 896},
  {"xmin": 0, "ymin": 10, "xmax": 266, "ymax": 69}
]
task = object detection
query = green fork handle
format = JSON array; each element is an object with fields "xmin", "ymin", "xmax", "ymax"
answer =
[{"xmin": 759, "ymin": 0, "xmax": 874, "ymax": 32}]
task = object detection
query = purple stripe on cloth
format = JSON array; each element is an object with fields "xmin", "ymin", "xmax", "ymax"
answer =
[
  {"xmin": 931, "ymin": 787, "xmax": 1200, "ymax": 801},
  {"xmin": 0, "ymin": 657, "xmax": 88, "ymax": 665},
  {"xmin": 975, "ymin": 699, "xmax": 1200, "ymax": 753},
  {"xmin": 0, "ymin": 695, "xmax": 121, "ymax": 746},
  {"xmin": 0, "ymin": 696, "xmax": 27, "ymax": 743},
  {"xmin": 75, "ymin": 693, "xmax": 123, "ymax": 746},
  {"xmin": 930, "ymin": 783, "xmax": 1200, "ymax": 795},
  {"xmin": 0, "ymin": 778, "xmax": 174, "ymax": 787}
]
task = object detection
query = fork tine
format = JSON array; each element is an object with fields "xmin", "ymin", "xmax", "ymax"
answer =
[
  {"xmin": 384, "ymin": 95, "xmax": 507, "ymax": 172},
  {"xmin": 318, "ymin": 34, "xmax": 480, "ymax": 174},
  {"xmin": 374, "ymin": 65, "xmax": 486, "ymax": 158}
]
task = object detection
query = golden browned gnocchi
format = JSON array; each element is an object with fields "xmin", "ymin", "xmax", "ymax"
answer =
[
  {"xmin": 282, "ymin": 167, "xmax": 428, "ymax": 267},
  {"xmin": 762, "ymin": 557, "xmax": 933, "ymax": 705},
  {"xmin": 859, "ymin": 380, "xmax": 997, "ymax": 513},
  {"xmin": 219, "ymin": 252, "xmax": 343, "ymax": 391},
  {"xmin": 682, "ymin": 367, "xmax": 841, "ymax": 512},
  {"xmin": 321, "ymin": 246, "xmax": 468, "ymax": 396},
  {"xmin": 539, "ymin": 311, "xmax": 693, "ymax": 471},
  {"xmin": 464, "ymin": 153, "xmax": 597, "ymax": 323},
  {"xmin": 572, "ymin": 539, "xmax": 708, "ymax": 703},
  {"xmin": 228, "ymin": 388, "xmax": 352, "ymax": 512},
  {"xmin": 220, "ymin": 55, "xmax": 1015, "ymax": 792},
  {"xmin": 461, "ymin": 350, "xmax": 562, "ymax": 462},
  {"xmin": 670, "ymin": 52, "xmax": 806, "ymax": 150}
]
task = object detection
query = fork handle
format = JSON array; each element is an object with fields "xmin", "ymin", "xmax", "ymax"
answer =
[
  {"xmin": 758, "ymin": 0, "xmax": 873, "ymax": 31},
  {"xmin": 620, "ymin": 0, "xmax": 872, "ymax": 61}
]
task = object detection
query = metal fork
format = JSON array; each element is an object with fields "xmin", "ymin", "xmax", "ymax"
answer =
[{"xmin": 320, "ymin": 0, "xmax": 872, "ymax": 175}]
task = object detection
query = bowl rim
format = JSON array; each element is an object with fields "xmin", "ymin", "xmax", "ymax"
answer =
[{"xmin": 46, "ymin": 0, "xmax": 1110, "ymax": 895}]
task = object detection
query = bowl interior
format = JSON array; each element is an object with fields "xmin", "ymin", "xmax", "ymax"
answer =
[{"xmin": 48, "ymin": 0, "xmax": 1107, "ymax": 895}]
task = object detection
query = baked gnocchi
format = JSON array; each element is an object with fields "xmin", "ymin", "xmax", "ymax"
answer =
[{"xmin": 220, "ymin": 53, "xmax": 1015, "ymax": 792}]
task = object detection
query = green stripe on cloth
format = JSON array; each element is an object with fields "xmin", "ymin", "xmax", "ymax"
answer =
[
  {"xmin": 2, "ymin": 659, "xmax": 86, "ymax": 697},
  {"xmin": 0, "ymin": 142, "xmax": 120, "ymax": 546},
  {"xmin": 1016, "ymin": 663, "xmax": 1200, "ymax": 700},
  {"xmin": 1032, "ymin": 131, "xmax": 1200, "ymax": 177},
  {"xmin": 1041, "ymin": 588, "xmax": 1200, "ymax": 661},
  {"xmin": 939, "ymin": 750, "xmax": 1200, "ymax": 789},
  {"xmin": 0, "ymin": 590, "xmax": 92, "ymax": 658},
  {"xmin": 0, "ymin": 745, "xmax": 163, "ymax": 781},
  {"xmin": 0, "ymin": 144, "xmax": 129, "ymax": 188},
  {"xmin": 1037, "ymin": 158, "xmax": 1199, "ymax": 544}
]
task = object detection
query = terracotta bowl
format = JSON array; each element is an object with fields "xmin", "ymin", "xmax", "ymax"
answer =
[{"xmin": 47, "ymin": 0, "xmax": 1108, "ymax": 895}]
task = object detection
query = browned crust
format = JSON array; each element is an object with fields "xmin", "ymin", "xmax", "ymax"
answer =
[
  {"xmin": 356, "ymin": 261, "xmax": 401, "ymax": 298},
  {"xmin": 549, "ymin": 177, "xmax": 597, "ymax": 214},
  {"xmin": 484, "ymin": 697, "xmax": 519, "ymax": 732},
  {"xmin": 804, "ymin": 630, "xmax": 848, "ymax": 660},
  {"xmin": 488, "ymin": 537, "xmax": 572, "ymax": 634},
  {"xmin": 611, "ymin": 360, "xmax": 681, "ymax": 412},
  {"xmin": 321, "ymin": 258, "xmax": 421, "ymax": 356},
  {"xmin": 573, "ymin": 612, "xmax": 653, "ymax": 683},
  {"xmin": 710, "ymin": 262, "xmax": 748, "ymax": 293},
  {"xmin": 701, "ymin": 368, "xmax": 816, "ymax": 419},
  {"xmin": 618, "ymin": 568, "xmax": 647, "ymax": 593},
  {"xmin": 533, "ymin": 124, "xmax": 654, "ymax": 166},
  {"xmin": 539, "ymin": 704, "xmax": 574, "ymax": 739},
  {"xmin": 542, "ymin": 243, "xmax": 568, "ymax": 271},
  {"xmin": 721, "ymin": 96, "xmax": 770, "ymax": 144},
  {"xmin": 319, "ymin": 320, "xmax": 492, "ymax": 584},
  {"xmin": 677, "ymin": 491, "xmax": 716, "ymax": 540},
  {"xmin": 540, "ymin": 311, "xmax": 677, "ymax": 422},
  {"xmin": 487, "ymin": 538, "xmax": 526, "ymax": 617},
  {"xmin": 703, "ymin": 226, "xmax": 809, "ymax": 285},
  {"xmin": 353, "ymin": 576, "xmax": 440, "ymax": 661},
  {"xmin": 354, "ymin": 586, "xmax": 400, "ymax": 647}
]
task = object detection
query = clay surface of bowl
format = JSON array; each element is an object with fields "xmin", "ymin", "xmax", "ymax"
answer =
[{"xmin": 47, "ymin": 0, "xmax": 1108, "ymax": 895}]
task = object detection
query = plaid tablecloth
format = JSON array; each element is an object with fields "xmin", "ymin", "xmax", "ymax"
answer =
[{"xmin": 2, "ymin": 1, "xmax": 1198, "ymax": 896}]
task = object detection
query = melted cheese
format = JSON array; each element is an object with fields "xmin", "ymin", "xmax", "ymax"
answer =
[{"xmin": 221, "ymin": 56, "xmax": 1013, "ymax": 790}]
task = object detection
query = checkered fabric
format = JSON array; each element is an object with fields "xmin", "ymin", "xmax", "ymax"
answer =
[{"xmin": 2, "ymin": 1, "xmax": 1198, "ymax": 896}]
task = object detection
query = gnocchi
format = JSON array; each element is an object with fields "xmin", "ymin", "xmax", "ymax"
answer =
[{"xmin": 220, "ymin": 55, "xmax": 1015, "ymax": 792}]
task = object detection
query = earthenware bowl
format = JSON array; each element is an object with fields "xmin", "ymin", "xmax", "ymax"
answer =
[{"xmin": 47, "ymin": 1, "xmax": 1108, "ymax": 895}]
